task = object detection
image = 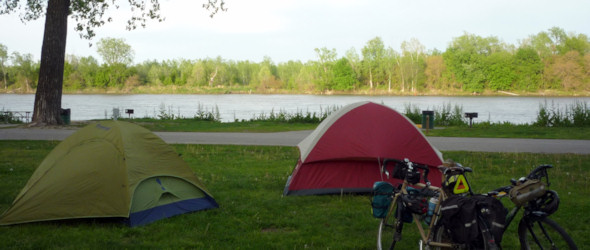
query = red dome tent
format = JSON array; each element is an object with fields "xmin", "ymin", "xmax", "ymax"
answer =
[{"xmin": 283, "ymin": 102, "xmax": 444, "ymax": 196}]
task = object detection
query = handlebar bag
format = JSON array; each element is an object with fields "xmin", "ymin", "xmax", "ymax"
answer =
[
  {"xmin": 371, "ymin": 182, "xmax": 395, "ymax": 218},
  {"xmin": 391, "ymin": 162, "xmax": 406, "ymax": 180},
  {"xmin": 509, "ymin": 179, "xmax": 546, "ymax": 206}
]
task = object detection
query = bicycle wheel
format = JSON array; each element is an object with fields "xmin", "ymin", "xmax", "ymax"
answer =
[
  {"xmin": 518, "ymin": 216, "xmax": 577, "ymax": 250},
  {"xmin": 377, "ymin": 198, "xmax": 402, "ymax": 250},
  {"xmin": 431, "ymin": 224, "xmax": 454, "ymax": 250}
]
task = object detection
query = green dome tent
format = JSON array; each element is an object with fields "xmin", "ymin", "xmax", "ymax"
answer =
[{"xmin": 0, "ymin": 120, "xmax": 218, "ymax": 227}]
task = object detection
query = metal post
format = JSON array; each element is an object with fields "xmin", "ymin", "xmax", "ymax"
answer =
[
  {"xmin": 426, "ymin": 115, "xmax": 430, "ymax": 133},
  {"xmin": 464, "ymin": 112, "xmax": 478, "ymax": 128}
]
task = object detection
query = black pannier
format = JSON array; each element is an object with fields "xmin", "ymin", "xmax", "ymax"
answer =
[
  {"xmin": 472, "ymin": 195, "xmax": 508, "ymax": 245},
  {"xmin": 439, "ymin": 195, "xmax": 507, "ymax": 245},
  {"xmin": 440, "ymin": 196, "xmax": 479, "ymax": 244}
]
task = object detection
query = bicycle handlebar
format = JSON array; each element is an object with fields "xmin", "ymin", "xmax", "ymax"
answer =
[
  {"xmin": 527, "ymin": 164, "xmax": 552, "ymax": 181},
  {"xmin": 438, "ymin": 164, "xmax": 473, "ymax": 175},
  {"xmin": 381, "ymin": 158, "xmax": 431, "ymax": 186},
  {"xmin": 382, "ymin": 158, "xmax": 401, "ymax": 169},
  {"xmin": 414, "ymin": 163, "xmax": 431, "ymax": 186},
  {"xmin": 489, "ymin": 164, "xmax": 553, "ymax": 197}
]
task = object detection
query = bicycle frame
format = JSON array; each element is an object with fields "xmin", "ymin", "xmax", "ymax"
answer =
[
  {"xmin": 487, "ymin": 164, "xmax": 577, "ymax": 249},
  {"xmin": 489, "ymin": 164, "xmax": 555, "ymax": 228},
  {"xmin": 378, "ymin": 158, "xmax": 487, "ymax": 249},
  {"xmin": 492, "ymin": 191, "xmax": 567, "ymax": 248},
  {"xmin": 383, "ymin": 176, "xmax": 454, "ymax": 248},
  {"xmin": 381, "ymin": 162, "xmax": 572, "ymax": 249},
  {"xmin": 504, "ymin": 206, "xmax": 522, "ymax": 229}
]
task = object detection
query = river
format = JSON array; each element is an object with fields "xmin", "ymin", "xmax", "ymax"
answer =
[{"xmin": 1, "ymin": 94, "xmax": 589, "ymax": 124}]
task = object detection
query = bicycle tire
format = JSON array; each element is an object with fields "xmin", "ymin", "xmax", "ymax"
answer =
[
  {"xmin": 377, "ymin": 198, "xmax": 402, "ymax": 250},
  {"xmin": 517, "ymin": 216, "xmax": 577, "ymax": 250},
  {"xmin": 431, "ymin": 224, "xmax": 454, "ymax": 250}
]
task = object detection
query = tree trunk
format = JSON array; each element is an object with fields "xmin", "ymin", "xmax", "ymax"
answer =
[
  {"xmin": 388, "ymin": 73, "xmax": 391, "ymax": 93},
  {"xmin": 369, "ymin": 69, "xmax": 373, "ymax": 89},
  {"xmin": 209, "ymin": 67, "xmax": 218, "ymax": 87},
  {"xmin": 396, "ymin": 59, "xmax": 405, "ymax": 92},
  {"xmin": 31, "ymin": 0, "xmax": 69, "ymax": 126},
  {"xmin": 2, "ymin": 67, "xmax": 6, "ymax": 90}
]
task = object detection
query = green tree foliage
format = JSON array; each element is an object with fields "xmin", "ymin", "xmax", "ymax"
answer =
[
  {"xmin": 561, "ymin": 34, "xmax": 590, "ymax": 55},
  {"xmin": 0, "ymin": 0, "xmax": 225, "ymax": 125},
  {"xmin": 96, "ymin": 37, "xmax": 135, "ymax": 65},
  {"xmin": 10, "ymin": 52, "xmax": 38, "ymax": 92},
  {"xmin": 444, "ymin": 32, "xmax": 521, "ymax": 93},
  {"xmin": 400, "ymin": 38, "xmax": 426, "ymax": 93},
  {"xmin": 549, "ymin": 27, "xmax": 568, "ymax": 54},
  {"xmin": 514, "ymin": 47, "xmax": 543, "ymax": 91},
  {"xmin": 2, "ymin": 27, "xmax": 589, "ymax": 95},
  {"xmin": 382, "ymin": 47, "xmax": 398, "ymax": 92},
  {"xmin": 0, "ymin": 43, "xmax": 7, "ymax": 90},
  {"xmin": 345, "ymin": 48, "xmax": 362, "ymax": 85},
  {"xmin": 294, "ymin": 63, "xmax": 316, "ymax": 92},
  {"xmin": 277, "ymin": 60, "xmax": 303, "ymax": 90},
  {"xmin": 424, "ymin": 55, "xmax": 446, "ymax": 90},
  {"xmin": 332, "ymin": 58, "xmax": 356, "ymax": 91},
  {"xmin": 361, "ymin": 37, "xmax": 386, "ymax": 89},
  {"xmin": 313, "ymin": 47, "xmax": 337, "ymax": 91},
  {"xmin": 485, "ymin": 51, "xmax": 515, "ymax": 91},
  {"xmin": 546, "ymin": 51, "xmax": 586, "ymax": 91},
  {"xmin": 444, "ymin": 33, "xmax": 492, "ymax": 92},
  {"xmin": 63, "ymin": 55, "xmax": 100, "ymax": 90},
  {"xmin": 526, "ymin": 31, "xmax": 555, "ymax": 59}
]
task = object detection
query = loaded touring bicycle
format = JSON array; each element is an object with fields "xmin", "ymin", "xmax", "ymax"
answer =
[{"xmin": 373, "ymin": 159, "xmax": 577, "ymax": 249}]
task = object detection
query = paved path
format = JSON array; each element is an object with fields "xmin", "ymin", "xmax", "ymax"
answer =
[{"xmin": 1, "ymin": 127, "xmax": 590, "ymax": 154}]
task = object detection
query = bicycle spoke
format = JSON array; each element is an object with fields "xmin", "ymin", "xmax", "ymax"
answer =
[
  {"xmin": 537, "ymin": 221, "xmax": 558, "ymax": 249},
  {"xmin": 519, "ymin": 217, "xmax": 577, "ymax": 250},
  {"xmin": 526, "ymin": 220, "xmax": 546, "ymax": 250}
]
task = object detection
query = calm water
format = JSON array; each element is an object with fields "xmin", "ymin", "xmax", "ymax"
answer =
[{"xmin": 1, "ymin": 94, "xmax": 589, "ymax": 124}]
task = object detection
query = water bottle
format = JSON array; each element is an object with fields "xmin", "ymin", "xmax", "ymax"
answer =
[{"xmin": 424, "ymin": 197, "xmax": 438, "ymax": 225}]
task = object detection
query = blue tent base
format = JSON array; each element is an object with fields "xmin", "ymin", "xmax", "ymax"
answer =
[{"xmin": 129, "ymin": 196, "xmax": 219, "ymax": 227}]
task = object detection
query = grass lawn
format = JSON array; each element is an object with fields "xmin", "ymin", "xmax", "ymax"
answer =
[
  {"xmin": 113, "ymin": 118, "xmax": 590, "ymax": 140},
  {"xmin": 94, "ymin": 118, "xmax": 320, "ymax": 133},
  {"xmin": 0, "ymin": 141, "xmax": 588, "ymax": 249},
  {"xmin": 424, "ymin": 124, "xmax": 590, "ymax": 140}
]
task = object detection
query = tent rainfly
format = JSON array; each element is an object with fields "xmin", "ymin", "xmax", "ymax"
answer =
[
  {"xmin": 0, "ymin": 120, "xmax": 218, "ymax": 226},
  {"xmin": 283, "ymin": 101, "xmax": 444, "ymax": 196}
]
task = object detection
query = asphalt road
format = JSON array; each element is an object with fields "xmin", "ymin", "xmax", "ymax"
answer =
[{"xmin": 1, "ymin": 126, "xmax": 590, "ymax": 154}]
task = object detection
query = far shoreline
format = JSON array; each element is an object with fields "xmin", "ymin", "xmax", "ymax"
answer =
[{"xmin": 2, "ymin": 86, "xmax": 590, "ymax": 97}]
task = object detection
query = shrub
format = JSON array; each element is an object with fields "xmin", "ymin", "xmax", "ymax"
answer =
[
  {"xmin": 403, "ymin": 103, "xmax": 422, "ymax": 124},
  {"xmin": 0, "ymin": 109, "xmax": 24, "ymax": 124},
  {"xmin": 534, "ymin": 101, "xmax": 590, "ymax": 127},
  {"xmin": 435, "ymin": 103, "xmax": 467, "ymax": 126},
  {"xmin": 246, "ymin": 105, "xmax": 339, "ymax": 124}
]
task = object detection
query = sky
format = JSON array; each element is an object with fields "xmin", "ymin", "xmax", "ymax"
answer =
[{"xmin": 1, "ymin": 0, "xmax": 589, "ymax": 64}]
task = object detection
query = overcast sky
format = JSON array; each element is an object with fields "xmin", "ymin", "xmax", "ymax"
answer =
[{"xmin": 1, "ymin": 0, "xmax": 589, "ymax": 64}]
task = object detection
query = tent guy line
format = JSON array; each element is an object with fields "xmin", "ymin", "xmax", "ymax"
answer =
[{"xmin": 1, "ymin": 127, "xmax": 589, "ymax": 154}]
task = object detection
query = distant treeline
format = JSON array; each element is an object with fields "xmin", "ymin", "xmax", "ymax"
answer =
[{"xmin": 1, "ymin": 27, "xmax": 589, "ymax": 94}]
